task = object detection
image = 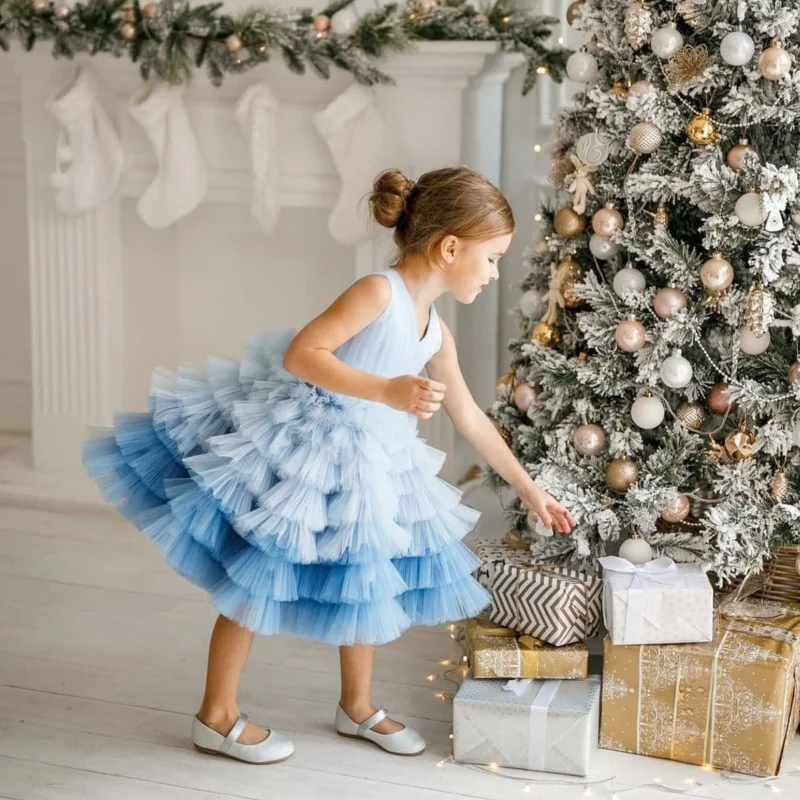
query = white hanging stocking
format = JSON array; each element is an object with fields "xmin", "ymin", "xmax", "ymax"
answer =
[
  {"xmin": 129, "ymin": 82, "xmax": 208, "ymax": 229},
  {"xmin": 47, "ymin": 66, "xmax": 123, "ymax": 214},
  {"xmin": 313, "ymin": 85, "xmax": 405, "ymax": 246},
  {"xmin": 236, "ymin": 83, "xmax": 281, "ymax": 234}
]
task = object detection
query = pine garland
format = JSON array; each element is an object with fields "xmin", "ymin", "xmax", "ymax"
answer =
[{"xmin": 0, "ymin": 0, "xmax": 568, "ymax": 90}]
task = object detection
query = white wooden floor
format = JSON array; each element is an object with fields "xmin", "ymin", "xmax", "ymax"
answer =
[{"xmin": 1, "ymin": 492, "xmax": 799, "ymax": 800}]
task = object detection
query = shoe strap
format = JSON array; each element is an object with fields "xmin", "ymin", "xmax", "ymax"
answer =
[
  {"xmin": 220, "ymin": 712, "xmax": 249, "ymax": 753},
  {"xmin": 357, "ymin": 707, "xmax": 389, "ymax": 737}
]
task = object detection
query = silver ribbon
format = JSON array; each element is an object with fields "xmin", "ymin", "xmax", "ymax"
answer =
[{"xmin": 503, "ymin": 679, "xmax": 562, "ymax": 770}]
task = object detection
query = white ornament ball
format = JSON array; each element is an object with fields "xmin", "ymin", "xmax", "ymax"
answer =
[
  {"xmin": 629, "ymin": 80, "xmax": 655, "ymax": 95},
  {"xmin": 589, "ymin": 233, "xmax": 618, "ymax": 260},
  {"xmin": 567, "ymin": 51, "xmax": 599, "ymax": 83},
  {"xmin": 651, "ymin": 23, "xmax": 684, "ymax": 60},
  {"xmin": 660, "ymin": 349, "xmax": 693, "ymax": 389},
  {"xmin": 739, "ymin": 325, "xmax": 771, "ymax": 355},
  {"xmin": 631, "ymin": 394, "xmax": 665, "ymax": 429},
  {"xmin": 618, "ymin": 537, "xmax": 653, "ymax": 565},
  {"xmin": 572, "ymin": 423, "xmax": 607, "ymax": 456},
  {"xmin": 735, "ymin": 192, "xmax": 763, "ymax": 228},
  {"xmin": 330, "ymin": 4, "xmax": 360, "ymax": 35},
  {"xmin": 613, "ymin": 266, "xmax": 646, "ymax": 298},
  {"xmin": 520, "ymin": 288, "xmax": 547, "ymax": 319},
  {"xmin": 720, "ymin": 31, "xmax": 755, "ymax": 66},
  {"xmin": 576, "ymin": 132, "xmax": 611, "ymax": 167}
]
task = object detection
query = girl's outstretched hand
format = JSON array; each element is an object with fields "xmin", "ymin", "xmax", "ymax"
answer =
[
  {"xmin": 518, "ymin": 481, "xmax": 576, "ymax": 535},
  {"xmin": 381, "ymin": 375, "xmax": 446, "ymax": 419}
]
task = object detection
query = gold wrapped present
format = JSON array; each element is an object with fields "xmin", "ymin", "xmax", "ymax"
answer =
[
  {"xmin": 600, "ymin": 599, "xmax": 800, "ymax": 776},
  {"xmin": 466, "ymin": 615, "xmax": 589, "ymax": 680}
]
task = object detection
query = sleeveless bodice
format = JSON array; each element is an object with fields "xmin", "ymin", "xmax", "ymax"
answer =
[{"xmin": 334, "ymin": 269, "xmax": 442, "ymax": 378}]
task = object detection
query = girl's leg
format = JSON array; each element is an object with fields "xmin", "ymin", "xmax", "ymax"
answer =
[
  {"xmin": 196, "ymin": 614, "xmax": 270, "ymax": 744},
  {"xmin": 338, "ymin": 643, "xmax": 403, "ymax": 734}
]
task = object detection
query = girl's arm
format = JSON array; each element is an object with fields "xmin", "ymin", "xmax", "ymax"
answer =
[
  {"xmin": 283, "ymin": 275, "xmax": 445, "ymax": 418},
  {"xmin": 426, "ymin": 321, "xmax": 576, "ymax": 534}
]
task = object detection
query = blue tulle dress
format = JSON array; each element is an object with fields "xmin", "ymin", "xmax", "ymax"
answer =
[{"xmin": 82, "ymin": 269, "xmax": 491, "ymax": 645}]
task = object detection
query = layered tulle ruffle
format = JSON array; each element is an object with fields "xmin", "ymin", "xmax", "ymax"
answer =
[{"xmin": 83, "ymin": 332, "xmax": 490, "ymax": 645}]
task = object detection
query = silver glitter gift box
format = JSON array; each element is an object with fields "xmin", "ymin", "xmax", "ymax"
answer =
[{"xmin": 453, "ymin": 675, "xmax": 601, "ymax": 776}]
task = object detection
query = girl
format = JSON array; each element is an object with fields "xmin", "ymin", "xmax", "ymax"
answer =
[{"xmin": 83, "ymin": 166, "xmax": 576, "ymax": 765}]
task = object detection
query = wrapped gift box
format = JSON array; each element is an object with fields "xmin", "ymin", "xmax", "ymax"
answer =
[
  {"xmin": 599, "ymin": 599, "xmax": 800, "ymax": 777},
  {"xmin": 454, "ymin": 675, "xmax": 600, "ymax": 776},
  {"xmin": 473, "ymin": 537, "xmax": 533, "ymax": 591},
  {"xmin": 599, "ymin": 556, "xmax": 713, "ymax": 645},
  {"xmin": 490, "ymin": 563, "xmax": 602, "ymax": 646},
  {"xmin": 466, "ymin": 615, "xmax": 589, "ymax": 680}
]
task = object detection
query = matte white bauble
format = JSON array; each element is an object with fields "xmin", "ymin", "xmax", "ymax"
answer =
[
  {"xmin": 567, "ymin": 51, "xmax": 599, "ymax": 83},
  {"xmin": 720, "ymin": 31, "xmax": 755, "ymax": 66},
  {"xmin": 618, "ymin": 537, "xmax": 653, "ymax": 565},
  {"xmin": 330, "ymin": 4, "xmax": 359, "ymax": 34},
  {"xmin": 651, "ymin": 23, "xmax": 683, "ymax": 59},
  {"xmin": 631, "ymin": 394, "xmax": 665, "ymax": 429},
  {"xmin": 660, "ymin": 349, "xmax": 693, "ymax": 388},
  {"xmin": 739, "ymin": 325, "xmax": 771, "ymax": 354},
  {"xmin": 520, "ymin": 288, "xmax": 547, "ymax": 318},
  {"xmin": 589, "ymin": 233, "xmax": 619, "ymax": 260},
  {"xmin": 735, "ymin": 191, "xmax": 763, "ymax": 228},
  {"xmin": 613, "ymin": 266, "xmax": 646, "ymax": 297}
]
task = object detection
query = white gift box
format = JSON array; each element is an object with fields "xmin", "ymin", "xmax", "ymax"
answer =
[
  {"xmin": 453, "ymin": 675, "xmax": 601, "ymax": 776},
  {"xmin": 598, "ymin": 556, "xmax": 714, "ymax": 645}
]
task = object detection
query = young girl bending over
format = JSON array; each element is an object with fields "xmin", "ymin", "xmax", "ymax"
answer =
[{"xmin": 84, "ymin": 166, "xmax": 575, "ymax": 764}]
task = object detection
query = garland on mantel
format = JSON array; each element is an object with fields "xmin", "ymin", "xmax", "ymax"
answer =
[{"xmin": 0, "ymin": 0, "xmax": 569, "ymax": 92}]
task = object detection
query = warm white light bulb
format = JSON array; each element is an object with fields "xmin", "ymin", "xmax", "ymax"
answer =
[{"xmin": 534, "ymin": 144, "xmax": 542, "ymax": 152}]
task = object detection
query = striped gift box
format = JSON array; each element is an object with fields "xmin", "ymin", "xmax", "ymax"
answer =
[{"xmin": 490, "ymin": 563, "xmax": 602, "ymax": 646}]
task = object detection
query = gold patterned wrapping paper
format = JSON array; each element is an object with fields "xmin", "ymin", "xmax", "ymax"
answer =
[
  {"xmin": 599, "ymin": 600, "xmax": 800, "ymax": 777},
  {"xmin": 466, "ymin": 616, "xmax": 589, "ymax": 680}
]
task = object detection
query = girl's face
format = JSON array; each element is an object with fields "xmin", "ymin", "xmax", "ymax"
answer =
[{"xmin": 439, "ymin": 233, "xmax": 514, "ymax": 304}]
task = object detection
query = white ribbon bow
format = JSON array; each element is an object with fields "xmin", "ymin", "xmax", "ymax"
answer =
[{"xmin": 598, "ymin": 556, "xmax": 678, "ymax": 642}]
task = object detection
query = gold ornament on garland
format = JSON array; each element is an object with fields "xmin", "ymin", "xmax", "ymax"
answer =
[
  {"xmin": 623, "ymin": 0, "xmax": 654, "ymax": 51},
  {"xmin": 685, "ymin": 107, "xmax": 720, "ymax": 146},
  {"xmin": 724, "ymin": 425, "xmax": 756, "ymax": 460},
  {"xmin": 120, "ymin": 21, "xmax": 137, "ymax": 40},
  {"xmin": 677, "ymin": 0, "xmax": 711, "ymax": 30},
  {"xmin": 726, "ymin": 139, "xmax": 757, "ymax": 172},
  {"xmin": 608, "ymin": 81, "xmax": 630, "ymax": 99},
  {"xmin": 661, "ymin": 493, "xmax": 690, "ymax": 523},
  {"xmin": 566, "ymin": 0, "xmax": 584, "ymax": 27},
  {"xmin": 606, "ymin": 457, "xmax": 639, "ymax": 492},
  {"xmin": 553, "ymin": 205, "xmax": 586, "ymax": 238},
  {"xmin": 225, "ymin": 33, "xmax": 243, "ymax": 52},
  {"xmin": 666, "ymin": 45, "xmax": 710, "ymax": 89},
  {"xmin": 628, "ymin": 121, "xmax": 663, "ymax": 155},
  {"xmin": 743, "ymin": 284, "xmax": 776, "ymax": 338},
  {"xmin": 532, "ymin": 320, "xmax": 561, "ymax": 348},
  {"xmin": 706, "ymin": 437, "xmax": 728, "ymax": 462},
  {"xmin": 559, "ymin": 255, "xmax": 585, "ymax": 309},
  {"xmin": 771, "ymin": 470, "xmax": 789, "ymax": 502},
  {"xmin": 676, "ymin": 402, "xmax": 708, "ymax": 430}
]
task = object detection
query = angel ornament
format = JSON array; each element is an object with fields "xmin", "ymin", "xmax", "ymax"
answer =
[
  {"xmin": 763, "ymin": 191, "xmax": 787, "ymax": 232},
  {"xmin": 567, "ymin": 154, "xmax": 597, "ymax": 215}
]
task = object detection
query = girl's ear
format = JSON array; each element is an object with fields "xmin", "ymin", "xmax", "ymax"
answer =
[{"xmin": 438, "ymin": 235, "xmax": 458, "ymax": 265}]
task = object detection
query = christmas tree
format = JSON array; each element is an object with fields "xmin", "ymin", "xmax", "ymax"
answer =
[{"xmin": 489, "ymin": 0, "xmax": 800, "ymax": 582}]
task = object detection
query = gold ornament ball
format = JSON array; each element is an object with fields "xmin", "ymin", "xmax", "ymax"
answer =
[
  {"xmin": 54, "ymin": 2, "xmax": 70, "ymax": 18},
  {"xmin": 566, "ymin": 0, "xmax": 584, "ymax": 27},
  {"xmin": 142, "ymin": 2, "xmax": 157, "ymax": 17},
  {"xmin": 653, "ymin": 286, "xmax": 687, "ymax": 319},
  {"xmin": 609, "ymin": 81, "xmax": 630, "ymax": 99},
  {"xmin": 560, "ymin": 255, "xmax": 584, "ymax": 309},
  {"xmin": 661, "ymin": 493, "xmax": 690, "ymax": 523},
  {"xmin": 771, "ymin": 470, "xmax": 789, "ymax": 503},
  {"xmin": 532, "ymin": 321, "xmax": 561, "ymax": 349},
  {"xmin": 615, "ymin": 317, "xmax": 646, "ymax": 352},
  {"xmin": 787, "ymin": 361, "xmax": 800, "ymax": 383},
  {"xmin": 606, "ymin": 457, "xmax": 639, "ymax": 492},
  {"xmin": 686, "ymin": 108, "xmax": 719, "ymax": 146},
  {"xmin": 31, "ymin": 0, "xmax": 50, "ymax": 13},
  {"xmin": 225, "ymin": 33, "xmax": 243, "ymax": 52},
  {"xmin": 758, "ymin": 41, "xmax": 793, "ymax": 81},
  {"xmin": 726, "ymin": 139, "xmax": 756, "ymax": 172},
  {"xmin": 573, "ymin": 423, "xmax": 607, "ymax": 456},
  {"xmin": 629, "ymin": 121, "xmax": 663, "ymax": 155},
  {"xmin": 120, "ymin": 22, "xmax": 137, "ymax": 40},
  {"xmin": 553, "ymin": 206, "xmax": 586, "ymax": 238},
  {"xmin": 313, "ymin": 14, "xmax": 331, "ymax": 32},
  {"xmin": 707, "ymin": 382, "xmax": 738, "ymax": 415},
  {"xmin": 724, "ymin": 426, "xmax": 756, "ymax": 460},
  {"xmin": 592, "ymin": 202, "xmax": 625, "ymax": 238},
  {"xmin": 676, "ymin": 402, "xmax": 707, "ymax": 430}
]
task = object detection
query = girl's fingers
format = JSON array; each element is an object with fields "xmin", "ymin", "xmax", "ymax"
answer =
[
  {"xmin": 421, "ymin": 390, "xmax": 445, "ymax": 403},
  {"xmin": 422, "ymin": 378, "xmax": 446, "ymax": 393},
  {"xmin": 415, "ymin": 401, "xmax": 441, "ymax": 413}
]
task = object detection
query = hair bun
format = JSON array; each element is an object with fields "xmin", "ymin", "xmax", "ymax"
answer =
[{"xmin": 369, "ymin": 169, "xmax": 414, "ymax": 229}]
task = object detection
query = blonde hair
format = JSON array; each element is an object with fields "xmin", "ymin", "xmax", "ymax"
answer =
[{"xmin": 368, "ymin": 167, "xmax": 515, "ymax": 264}]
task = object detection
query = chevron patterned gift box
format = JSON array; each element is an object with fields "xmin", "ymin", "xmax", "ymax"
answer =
[
  {"xmin": 490, "ymin": 564, "xmax": 602, "ymax": 646},
  {"xmin": 473, "ymin": 537, "xmax": 533, "ymax": 591}
]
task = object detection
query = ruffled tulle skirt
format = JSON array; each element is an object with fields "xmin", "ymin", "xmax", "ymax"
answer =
[{"xmin": 82, "ymin": 331, "xmax": 490, "ymax": 645}]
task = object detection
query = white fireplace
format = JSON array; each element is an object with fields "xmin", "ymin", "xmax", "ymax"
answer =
[{"xmin": 0, "ymin": 38, "xmax": 526, "ymax": 504}]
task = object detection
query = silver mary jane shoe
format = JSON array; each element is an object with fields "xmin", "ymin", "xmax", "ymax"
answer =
[
  {"xmin": 191, "ymin": 712, "xmax": 294, "ymax": 765},
  {"xmin": 335, "ymin": 705, "xmax": 426, "ymax": 756}
]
